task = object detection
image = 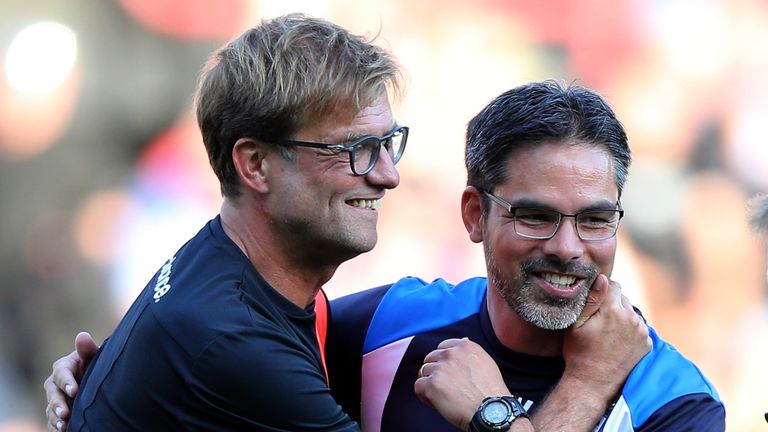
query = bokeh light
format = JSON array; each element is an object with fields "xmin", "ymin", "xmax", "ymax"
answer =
[
  {"xmin": 5, "ymin": 22, "xmax": 77, "ymax": 94},
  {"xmin": 0, "ymin": 21, "xmax": 79, "ymax": 161},
  {"xmin": 74, "ymin": 189, "xmax": 137, "ymax": 266}
]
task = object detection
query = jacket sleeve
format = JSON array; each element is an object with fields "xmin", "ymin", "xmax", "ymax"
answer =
[
  {"xmin": 636, "ymin": 393, "xmax": 725, "ymax": 432},
  {"xmin": 184, "ymin": 325, "xmax": 361, "ymax": 431},
  {"xmin": 326, "ymin": 285, "xmax": 391, "ymax": 424}
]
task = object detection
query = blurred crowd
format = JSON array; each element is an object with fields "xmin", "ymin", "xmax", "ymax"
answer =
[{"xmin": 0, "ymin": 0, "xmax": 766, "ymax": 430}]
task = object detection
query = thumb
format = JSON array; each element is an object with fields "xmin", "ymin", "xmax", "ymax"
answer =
[
  {"xmin": 75, "ymin": 331, "xmax": 99, "ymax": 362},
  {"xmin": 572, "ymin": 274, "xmax": 608, "ymax": 328}
]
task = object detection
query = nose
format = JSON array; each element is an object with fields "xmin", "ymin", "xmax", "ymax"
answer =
[
  {"xmin": 365, "ymin": 145, "xmax": 400, "ymax": 189},
  {"xmin": 540, "ymin": 216, "xmax": 584, "ymax": 262}
]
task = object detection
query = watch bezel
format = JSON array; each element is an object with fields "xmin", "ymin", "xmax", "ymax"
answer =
[
  {"xmin": 471, "ymin": 396, "xmax": 528, "ymax": 432},
  {"xmin": 480, "ymin": 398, "xmax": 512, "ymax": 425}
]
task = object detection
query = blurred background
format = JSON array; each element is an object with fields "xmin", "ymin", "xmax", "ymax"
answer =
[{"xmin": 1, "ymin": 0, "xmax": 766, "ymax": 430}]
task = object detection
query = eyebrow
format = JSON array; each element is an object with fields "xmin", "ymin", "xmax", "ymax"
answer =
[
  {"xmin": 340, "ymin": 123, "xmax": 399, "ymax": 143},
  {"xmin": 504, "ymin": 197, "xmax": 620, "ymax": 213}
]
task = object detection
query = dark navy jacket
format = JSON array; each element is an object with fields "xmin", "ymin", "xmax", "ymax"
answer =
[
  {"xmin": 70, "ymin": 216, "xmax": 358, "ymax": 431},
  {"xmin": 327, "ymin": 277, "xmax": 725, "ymax": 431}
]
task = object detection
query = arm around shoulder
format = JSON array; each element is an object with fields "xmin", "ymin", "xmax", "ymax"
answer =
[{"xmin": 186, "ymin": 329, "xmax": 360, "ymax": 431}]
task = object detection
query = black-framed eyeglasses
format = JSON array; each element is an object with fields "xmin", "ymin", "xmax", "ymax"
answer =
[
  {"xmin": 276, "ymin": 125, "xmax": 409, "ymax": 176},
  {"xmin": 483, "ymin": 191, "xmax": 624, "ymax": 241}
]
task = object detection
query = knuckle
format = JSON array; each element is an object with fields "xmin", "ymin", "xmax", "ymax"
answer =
[
  {"xmin": 440, "ymin": 348, "xmax": 456, "ymax": 360},
  {"xmin": 639, "ymin": 321, "xmax": 649, "ymax": 333},
  {"xmin": 428, "ymin": 349, "xmax": 443, "ymax": 361}
]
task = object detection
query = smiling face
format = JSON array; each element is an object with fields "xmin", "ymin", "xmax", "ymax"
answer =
[
  {"xmin": 478, "ymin": 141, "xmax": 619, "ymax": 330},
  {"xmin": 265, "ymin": 93, "xmax": 400, "ymax": 266}
]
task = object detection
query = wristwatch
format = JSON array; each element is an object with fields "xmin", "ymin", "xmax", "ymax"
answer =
[{"xmin": 469, "ymin": 396, "xmax": 528, "ymax": 431}]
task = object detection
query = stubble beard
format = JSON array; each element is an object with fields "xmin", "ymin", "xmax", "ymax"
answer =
[
  {"xmin": 484, "ymin": 243, "xmax": 596, "ymax": 330},
  {"xmin": 279, "ymin": 211, "xmax": 377, "ymax": 266}
]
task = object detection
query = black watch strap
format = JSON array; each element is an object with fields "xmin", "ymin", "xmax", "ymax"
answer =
[{"xmin": 469, "ymin": 396, "xmax": 528, "ymax": 432}]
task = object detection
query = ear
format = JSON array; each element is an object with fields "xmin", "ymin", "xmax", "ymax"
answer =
[
  {"xmin": 232, "ymin": 137, "xmax": 271, "ymax": 194},
  {"xmin": 461, "ymin": 186, "xmax": 485, "ymax": 244}
]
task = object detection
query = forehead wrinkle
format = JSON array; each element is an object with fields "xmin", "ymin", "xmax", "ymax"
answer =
[
  {"xmin": 499, "ymin": 143, "xmax": 618, "ymax": 212},
  {"xmin": 301, "ymin": 110, "xmax": 395, "ymax": 145},
  {"xmin": 322, "ymin": 97, "xmax": 396, "ymax": 143}
]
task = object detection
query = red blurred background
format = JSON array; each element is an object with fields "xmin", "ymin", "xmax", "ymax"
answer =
[{"xmin": 0, "ymin": 0, "xmax": 766, "ymax": 430}]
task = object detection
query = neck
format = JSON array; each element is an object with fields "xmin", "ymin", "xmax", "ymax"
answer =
[
  {"xmin": 486, "ymin": 283, "xmax": 565, "ymax": 356},
  {"xmin": 220, "ymin": 199, "xmax": 338, "ymax": 308}
]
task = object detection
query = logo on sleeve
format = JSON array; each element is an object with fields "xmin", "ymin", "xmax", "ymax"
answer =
[{"xmin": 153, "ymin": 256, "xmax": 176, "ymax": 303}]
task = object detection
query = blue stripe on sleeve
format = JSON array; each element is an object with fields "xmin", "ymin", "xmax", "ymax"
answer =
[
  {"xmin": 363, "ymin": 277, "xmax": 487, "ymax": 353},
  {"xmin": 622, "ymin": 327, "xmax": 721, "ymax": 427}
]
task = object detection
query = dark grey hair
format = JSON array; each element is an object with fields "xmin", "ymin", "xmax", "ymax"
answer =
[
  {"xmin": 465, "ymin": 80, "xmax": 631, "ymax": 197},
  {"xmin": 749, "ymin": 194, "xmax": 768, "ymax": 234}
]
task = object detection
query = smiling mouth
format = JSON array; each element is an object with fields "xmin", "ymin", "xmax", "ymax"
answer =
[
  {"xmin": 347, "ymin": 199, "xmax": 381, "ymax": 210},
  {"xmin": 541, "ymin": 272, "xmax": 577, "ymax": 287}
]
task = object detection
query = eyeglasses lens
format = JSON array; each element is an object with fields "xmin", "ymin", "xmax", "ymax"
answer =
[{"xmin": 353, "ymin": 129, "xmax": 406, "ymax": 175}]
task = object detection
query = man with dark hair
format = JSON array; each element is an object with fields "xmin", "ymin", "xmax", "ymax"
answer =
[
  {"xmin": 44, "ymin": 17, "xmax": 651, "ymax": 432},
  {"xmin": 327, "ymin": 81, "xmax": 724, "ymax": 431}
]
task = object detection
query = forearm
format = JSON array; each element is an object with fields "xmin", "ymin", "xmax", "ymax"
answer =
[
  {"xmin": 507, "ymin": 418, "xmax": 535, "ymax": 432},
  {"xmin": 528, "ymin": 374, "xmax": 612, "ymax": 432}
]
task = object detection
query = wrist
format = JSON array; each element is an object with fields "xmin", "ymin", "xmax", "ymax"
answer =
[
  {"xmin": 469, "ymin": 396, "xmax": 528, "ymax": 432},
  {"xmin": 528, "ymin": 370, "xmax": 623, "ymax": 431},
  {"xmin": 547, "ymin": 371, "xmax": 608, "ymax": 412}
]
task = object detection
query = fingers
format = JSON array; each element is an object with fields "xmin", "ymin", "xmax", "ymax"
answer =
[
  {"xmin": 436, "ymin": 337, "xmax": 467, "ymax": 350},
  {"xmin": 52, "ymin": 332, "xmax": 97, "ymax": 400},
  {"xmin": 413, "ymin": 374, "xmax": 435, "ymax": 409},
  {"xmin": 44, "ymin": 333, "xmax": 97, "ymax": 432},
  {"xmin": 620, "ymin": 294, "xmax": 632, "ymax": 310},
  {"xmin": 75, "ymin": 332, "xmax": 98, "ymax": 361},
  {"xmin": 414, "ymin": 338, "xmax": 507, "ymax": 429},
  {"xmin": 46, "ymin": 351, "xmax": 78, "ymax": 432},
  {"xmin": 620, "ymin": 293, "xmax": 647, "ymax": 329},
  {"xmin": 419, "ymin": 338, "xmax": 476, "ymax": 382},
  {"xmin": 414, "ymin": 355, "xmax": 442, "ymax": 409},
  {"xmin": 44, "ymin": 376, "xmax": 67, "ymax": 431},
  {"xmin": 602, "ymin": 277, "xmax": 623, "ymax": 311},
  {"xmin": 51, "ymin": 351, "xmax": 81, "ymax": 399},
  {"xmin": 615, "ymin": 291, "xmax": 653, "ymax": 354},
  {"xmin": 622, "ymin": 294, "xmax": 652, "ymax": 349},
  {"xmin": 418, "ymin": 362, "xmax": 429, "ymax": 378},
  {"xmin": 423, "ymin": 338, "xmax": 468, "ymax": 363},
  {"xmin": 573, "ymin": 274, "xmax": 607, "ymax": 328}
]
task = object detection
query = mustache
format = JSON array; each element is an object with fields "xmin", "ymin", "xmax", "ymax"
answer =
[{"xmin": 520, "ymin": 257, "xmax": 598, "ymax": 280}]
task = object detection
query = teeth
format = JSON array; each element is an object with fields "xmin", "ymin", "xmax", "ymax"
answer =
[
  {"xmin": 542, "ymin": 273, "xmax": 576, "ymax": 286},
  {"xmin": 349, "ymin": 199, "xmax": 380, "ymax": 209}
]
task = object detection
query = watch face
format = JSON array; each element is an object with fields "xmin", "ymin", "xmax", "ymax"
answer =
[{"xmin": 483, "ymin": 400, "xmax": 511, "ymax": 424}]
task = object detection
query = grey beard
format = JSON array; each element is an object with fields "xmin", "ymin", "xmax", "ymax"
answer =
[{"xmin": 484, "ymin": 244, "xmax": 596, "ymax": 330}]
